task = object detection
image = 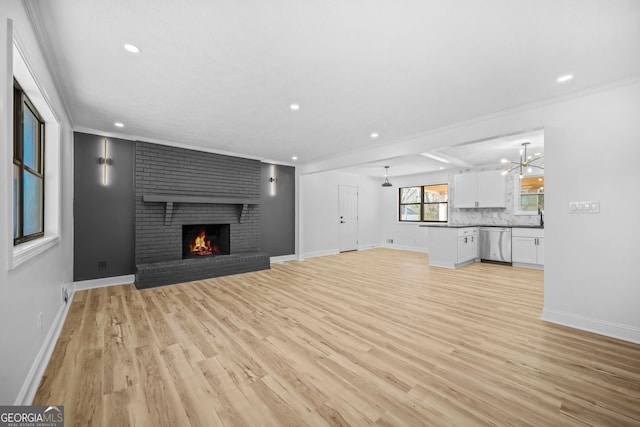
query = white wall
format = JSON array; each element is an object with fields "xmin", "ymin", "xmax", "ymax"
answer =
[
  {"xmin": 542, "ymin": 82, "xmax": 640, "ymax": 342},
  {"xmin": 300, "ymin": 170, "xmax": 379, "ymax": 258},
  {"xmin": 378, "ymin": 170, "xmax": 449, "ymax": 252},
  {"xmin": 300, "ymin": 77, "xmax": 640, "ymax": 343},
  {"xmin": 0, "ymin": 3, "xmax": 74, "ymax": 404}
]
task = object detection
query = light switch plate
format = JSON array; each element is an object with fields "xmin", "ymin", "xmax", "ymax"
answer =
[{"xmin": 570, "ymin": 201, "xmax": 599, "ymax": 213}]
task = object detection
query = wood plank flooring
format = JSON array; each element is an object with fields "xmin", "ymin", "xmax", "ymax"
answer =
[{"xmin": 34, "ymin": 249, "xmax": 640, "ymax": 426}]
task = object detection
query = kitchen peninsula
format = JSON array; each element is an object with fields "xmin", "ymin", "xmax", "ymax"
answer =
[{"xmin": 422, "ymin": 224, "xmax": 544, "ymax": 270}]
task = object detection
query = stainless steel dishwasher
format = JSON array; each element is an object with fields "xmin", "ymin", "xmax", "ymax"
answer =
[{"xmin": 480, "ymin": 227, "xmax": 512, "ymax": 264}]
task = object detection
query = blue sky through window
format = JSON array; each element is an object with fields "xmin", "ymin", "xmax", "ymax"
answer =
[
  {"xmin": 23, "ymin": 107, "xmax": 38, "ymax": 170},
  {"xmin": 23, "ymin": 170, "xmax": 43, "ymax": 236}
]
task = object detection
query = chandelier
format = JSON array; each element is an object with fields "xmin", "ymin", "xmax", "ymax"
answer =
[{"xmin": 501, "ymin": 142, "xmax": 544, "ymax": 179}]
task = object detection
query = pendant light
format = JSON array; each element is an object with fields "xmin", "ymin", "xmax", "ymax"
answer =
[
  {"xmin": 500, "ymin": 142, "xmax": 544, "ymax": 179},
  {"xmin": 381, "ymin": 166, "xmax": 392, "ymax": 187}
]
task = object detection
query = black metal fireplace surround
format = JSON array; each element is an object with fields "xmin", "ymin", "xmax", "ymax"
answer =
[{"xmin": 182, "ymin": 224, "xmax": 231, "ymax": 258}]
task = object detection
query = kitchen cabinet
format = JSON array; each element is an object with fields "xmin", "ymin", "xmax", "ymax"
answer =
[
  {"xmin": 512, "ymin": 228, "xmax": 544, "ymax": 269},
  {"xmin": 428, "ymin": 226, "xmax": 478, "ymax": 268},
  {"xmin": 457, "ymin": 228, "xmax": 478, "ymax": 264},
  {"xmin": 454, "ymin": 170, "xmax": 506, "ymax": 208}
]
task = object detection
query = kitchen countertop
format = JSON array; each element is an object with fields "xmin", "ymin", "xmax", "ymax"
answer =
[{"xmin": 419, "ymin": 224, "xmax": 544, "ymax": 229}]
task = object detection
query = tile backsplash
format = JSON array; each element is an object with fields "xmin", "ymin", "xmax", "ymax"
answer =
[{"xmin": 448, "ymin": 169, "xmax": 542, "ymax": 226}]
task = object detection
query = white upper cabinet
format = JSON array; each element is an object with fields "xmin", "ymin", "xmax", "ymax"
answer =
[
  {"xmin": 453, "ymin": 173, "xmax": 478, "ymax": 208},
  {"xmin": 453, "ymin": 170, "xmax": 506, "ymax": 208},
  {"xmin": 476, "ymin": 170, "xmax": 506, "ymax": 208}
]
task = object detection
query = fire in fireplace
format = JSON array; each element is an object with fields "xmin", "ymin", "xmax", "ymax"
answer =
[{"xmin": 182, "ymin": 224, "xmax": 230, "ymax": 258}]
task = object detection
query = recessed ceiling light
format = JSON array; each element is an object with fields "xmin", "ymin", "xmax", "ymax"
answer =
[
  {"xmin": 124, "ymin": 44, "xmax": 140, "ymax": 53},
  {"xmin": 370, "ymin": 132, "xmax": 379, "ymax": 139},
  {"xmin": 290, "ymin": 104, "xmax": 300, "ymax": 111},
  {"xmin": 534, "ymin": 152, "xmax": 542, "ymax": 156},
  {"xmin": 291, "ymin": 156, "xmax": 298, "ymax": 160},
  {"xmin": 557, "ymin": 74, "xmax": 573, "ymax": 83},
  {"xmin": 439, "ymin": 166, "xmax": 445, "ymax": 170},
  {"xmin": 114, "ymin": 122, "xmax": 124, "ymax": 128}
]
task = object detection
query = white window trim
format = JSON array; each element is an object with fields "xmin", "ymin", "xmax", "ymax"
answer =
[
  {"xmin": 8, "ymin": 34, "xmax": 61, "ymax": 270},
  {"xmin": 513, "ymin": 173, "xmax": 544, "ymax": 216}
]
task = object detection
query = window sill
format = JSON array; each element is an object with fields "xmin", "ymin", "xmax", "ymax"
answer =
[
  {"xmin": 397, "ymin": 221, "xmax": 448, "ymax": 225},
  {"xmin": 10, "ymin": 234, "xmax": 60, "ymax": 270}
]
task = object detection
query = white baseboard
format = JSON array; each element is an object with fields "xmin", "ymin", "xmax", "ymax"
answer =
[
  {"xmin": 542, "ymin": 308, "xmax": 640, "ymax": 344},
  {"xmin": 303, "ymin": 249, "xmax": 340, "ymax": 259},
  {"xmin": 377, "ymin": 243, "xmax": 429, "ymax": 253},
  {"xmin": 15, "ymin": 284, "xmax": 74, "ymax": 405},
  {"xmin": 357, "ymin": 244, "xmax": 380, "ymax": 251},
  {"xmin": 512, "ymin": 261, "xmax": 544, "ymax": 270},
  {"xmin": 270, "ymin": 254, "xmax": 297, "ymax": 264},
  {"xmin": 73, "ymin": 274, "xmax": 135, "ymax": 292},
  {"xmin": 301, "ymin": 245, "xmax": 428, "ymax": 260}
]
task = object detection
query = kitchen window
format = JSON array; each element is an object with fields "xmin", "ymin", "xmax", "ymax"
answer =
[
  {"xmin": 399, "ymin": 184, "xmax": 448, "ymax": 222},
  {"xmin": 516, "ymin": 176, "xmax": 544, "ymax": 214},
  {"xmin": 13, "ymin": 79, "xmax": 45, "ymax": 245},
  {"xmin": 10, "ymin": 38, "xmax": 61, "ymax": 270}
]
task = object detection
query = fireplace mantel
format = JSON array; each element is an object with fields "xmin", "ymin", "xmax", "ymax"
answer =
[{"xmin": 142, "ymin": 194, "xmax": 260, "ymax": 225}]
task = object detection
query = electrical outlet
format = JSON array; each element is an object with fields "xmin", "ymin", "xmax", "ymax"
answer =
[
  {"xmin": 98, "ymin": 261, "xmax": 107, "ymax": 270},
  {"xmin": 387, "ymin": 239, "xmax": 394, "ymax": 244},
  {"xmin": 62, "ymin": 286, "xmax": 69, "ymax": 304}
]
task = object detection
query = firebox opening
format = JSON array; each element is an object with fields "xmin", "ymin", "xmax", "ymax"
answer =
[{"xmin": 182, "ymin": 224, "xmax": 230, "ymax": 259}]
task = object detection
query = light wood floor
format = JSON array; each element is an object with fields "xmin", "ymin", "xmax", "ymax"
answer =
[{"xmin": 35, "ymin": 249, "xmax": 640, "ymax": 426}]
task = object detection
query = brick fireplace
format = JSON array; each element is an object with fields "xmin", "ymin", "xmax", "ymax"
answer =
[{"xmin": 134, "ymin": 141, "xmax": 269, "ymax": 288}]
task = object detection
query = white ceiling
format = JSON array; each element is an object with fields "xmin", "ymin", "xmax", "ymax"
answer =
[
  {"xmin": 341, "ymin": 129, "xmax": 544, "ymax": 177},
  {"xmin": 28, "ymin": 0, "xmax": 640, "ymax": 170}
]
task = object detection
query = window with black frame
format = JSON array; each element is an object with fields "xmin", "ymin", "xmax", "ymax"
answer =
[
  {"xmin": 13, "ymin": 79, "xmax": 45, "ymax": 245},
  {"xmin": 399, "ymin": 184, "xmax": 448, "ymax": 222}
]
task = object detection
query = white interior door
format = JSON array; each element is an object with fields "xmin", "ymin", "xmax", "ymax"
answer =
[{"xmin": 339, "ymin": 185, "xmax": 358, "ymax": 252}]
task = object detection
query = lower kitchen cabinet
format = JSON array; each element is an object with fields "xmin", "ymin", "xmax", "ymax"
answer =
[
  {"xmin": 458, "ymin": 229, "xmax": 478, "ymax": 264},
  {"xmin": 512, "ymin": 228, "xmax": 544, "ymax": 269},
  {"xmin": 428, "ymin": 226, "xmax": 479, "ymax": 269}
]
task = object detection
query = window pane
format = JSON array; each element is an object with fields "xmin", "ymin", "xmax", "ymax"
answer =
[
  {"xmin": 520, "ymin": 194, "xmax": 544, "ymax": 211},
  {"xmin": 424, "ymin": 184, "xmax": 448, "ymax": 203},
  {"xmin": 400, "ymin": 204, "xmax": 421, "ymax": 221},
  {"xmin": 424, "ymin": 203, "xmax": 448, "ymax": 221},
  {"xmin": 23, "ymin": 171, "xmax": 43, "ymax": 236},
  {"xmin": 13, "ymin": 165, "xmax": 21, "ymax": 239},
  {"xmin": 400, "ymin": 187, "xmax": 421, "ymax": 203},
  {"xmin": 23, "ymin": 104, "xmax": 40, "ymax": 171},
  {"xmin": 520, "ymin": 176, "xmax": 544, "ymax": 211}
]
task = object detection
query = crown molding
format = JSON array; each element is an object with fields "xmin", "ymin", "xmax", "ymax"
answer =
[{"xmin": 22, "ymin": 0, "xmax": 75, "ymax": 128}]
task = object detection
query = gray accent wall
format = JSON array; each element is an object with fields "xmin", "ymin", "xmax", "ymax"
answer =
[
  {"xmin": 73, "ymin": 135, "xmax": 296, "ymax": 281},
  {"xmin": 260, "ymin": 163, "xmax": 295, "ymax": 256},
  {"xmin": 73, "ymin": 132, "xmax": 135, "ymax": 281}
]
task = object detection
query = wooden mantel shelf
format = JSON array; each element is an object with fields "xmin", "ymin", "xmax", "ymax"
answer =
[{"xmin": 142, "ymin": 194, "xmax": 260, "ymax": 225}]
